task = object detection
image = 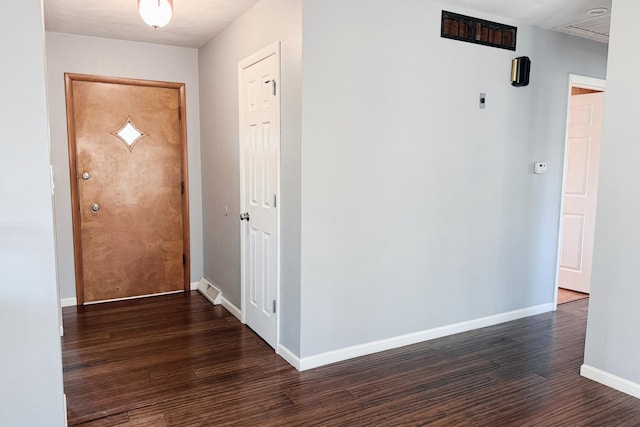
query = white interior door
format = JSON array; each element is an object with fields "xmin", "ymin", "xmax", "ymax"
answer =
[
  {"xmin": 239, "ymin": 44, "xmax": 280, "ymax": 348},
  {"xmin": 559, "ymin": 91, "xmax": 605, "ymax": 294}
]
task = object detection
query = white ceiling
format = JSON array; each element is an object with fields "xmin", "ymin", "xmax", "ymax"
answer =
[
  {"xmin": 43, "ymin": 0, "xmax": 260, "ymax": 48},
  {"xmin": 44, "ymin": 0, "xmax": 612, "ymax": 48}
]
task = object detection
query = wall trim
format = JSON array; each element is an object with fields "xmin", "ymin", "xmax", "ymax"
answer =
[
  {"xmin": 299, "ymin": 303, "xmax": 554, "ymax": 371},
  {"xmin": 581, "ymin": 365, "xmax": 640, "ymax": 400},
  {"xmin": 569, "ymin": 73, "xmax": 607, "ymax": 92},
  {"xmin": 60, "ymin": 297, "xmax": 77, "ymax": 308},
  {"xmin": 190, "ymin": 281, "xmax": 199, "ymax": 291},
  {"xmin": 221, "ymin": 296, "xmax": 242, "ymax": 321},
  {"xmin": 278, "ymin": 344, "xmax": 301, "ymax": 370}
]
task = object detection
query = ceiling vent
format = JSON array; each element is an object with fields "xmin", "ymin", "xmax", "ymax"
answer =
[{"xmin": 554, "ymin": 13, "xmax": 610, "ymax": 44}]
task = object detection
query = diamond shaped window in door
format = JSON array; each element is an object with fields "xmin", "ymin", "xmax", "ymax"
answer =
[{"xmin": 111, "ymin": 117, "xmax": 146, "ymax": 151}]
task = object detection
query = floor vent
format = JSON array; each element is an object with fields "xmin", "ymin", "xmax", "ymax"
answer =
[{"xmin": 197, "ymin": 279, "xmax": 222, "ymax": 305}]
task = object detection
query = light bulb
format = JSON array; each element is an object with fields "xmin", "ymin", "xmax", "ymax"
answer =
[{"xmin": 138, "ymin": 0, "xmax": 173, "ymax": 29}]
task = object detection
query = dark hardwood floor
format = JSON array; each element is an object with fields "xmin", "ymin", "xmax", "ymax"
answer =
[{"xmin": 62, "ymin": 292, "xmax": 640, "ymax": 426}]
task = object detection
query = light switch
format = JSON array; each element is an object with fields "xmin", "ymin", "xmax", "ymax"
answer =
[{"xmin": 534, "ymin": 162, "xmax": 548, "ymax": 174}]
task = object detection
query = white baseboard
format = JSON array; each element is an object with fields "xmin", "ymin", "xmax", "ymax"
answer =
[
  {"xmin": 581, "ymin": 364, "xmax": 640, "ymax": 399},
  {"xmin": 298, "ymin": 303, "xmax": 554, "ymax": 371},
  {"xmin": 60, "ymin": 297, "xmax": 77, "ymax": 308},
  {"xmin": 190, "ymin": 281, "xmax": 199, "ymax": 291},
  {"xmin": 278, "ymin": 344, "xmax": 301, "ymax": 370},
  {"xmin": 221, "ymin": 296, "xmax": 242, "ymax": 321}
]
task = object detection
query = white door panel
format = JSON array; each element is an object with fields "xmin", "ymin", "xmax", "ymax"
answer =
[
  {"xmin": 559, "ymin": 92, "xmax": 605, "ymax": 294},
  {"xmin": 560, "ymin": 213, "xmax": 585, "ymax": 271},
  {"xmin": 565, "ymin": 137, "xmax": 590, "ymax": 195},
  {"xmin": 240, "ymin": 47, "xmax": 279, "ymax": 348}
]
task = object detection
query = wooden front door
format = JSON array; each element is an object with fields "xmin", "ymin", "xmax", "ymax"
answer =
[{"xmin": 65, "ymin": 74, "xmax": 190, "ymax": 304}]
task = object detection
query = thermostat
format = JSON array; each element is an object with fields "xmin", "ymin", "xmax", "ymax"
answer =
[{"xmin": 534, "ymin": 162, "xmax": 548, "ymax": 174}]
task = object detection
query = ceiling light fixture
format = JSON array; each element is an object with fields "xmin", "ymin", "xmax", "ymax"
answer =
[
  {"xmin": 138, "ymin": 0, "xmax": 173, "ymax": 29},
  {"xmin": 586, "ymin": 7, "xmax": 609, "ymax": 17}
]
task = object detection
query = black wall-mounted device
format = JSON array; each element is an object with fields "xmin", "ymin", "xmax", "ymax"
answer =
[{"xmin": 511, "ymin": 56, "xmax": 531, "ymax": 87}]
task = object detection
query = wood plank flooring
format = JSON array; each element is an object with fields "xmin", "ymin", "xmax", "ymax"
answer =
[
  {"xmin": 62, "ymin": 292, "xmax": 640, "ymax": 426},
  {"xmin": 558, "ymin": 287, "xmax": 589, "ymax": 305}
]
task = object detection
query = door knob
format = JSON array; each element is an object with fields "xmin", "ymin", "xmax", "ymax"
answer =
[
  {"xmin": 91, "ymin": 203, "xmax": 100, "ymax": 212},
  {"xmin": 82, "ymin": 172, "xmax": 90, "ymax": 180},
  {"xmin": 240, "ymin": 212, "xmax": 250, "ymax": 221}
]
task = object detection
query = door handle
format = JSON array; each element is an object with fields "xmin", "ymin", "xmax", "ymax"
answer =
[
  {"xmin": 240, "ymin": 212, "xmax": 250, "ymax": 221},
  {"xmin": 91, "ymin": 203, "xmax": 100, "ymax": 212}
]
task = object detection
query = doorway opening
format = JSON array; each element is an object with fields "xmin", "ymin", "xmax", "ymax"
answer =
[{"xmin": 555, "ymin": 74, "xmax": 606, "ymax": 306}]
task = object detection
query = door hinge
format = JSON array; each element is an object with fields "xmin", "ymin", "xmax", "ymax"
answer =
[
  {"xmin": 273, "ymin": 194, "xmax": 277, "ymax": 208},
  {"xmin": 178, "ymin": 105, "xmax": 182, "ymax": 120},
  {"xmin": 265, "ymin": 79, "xmax": 277, "ymax": 96},
  {"xmin": 180, "ymin": 181, "xmax": 185, "ymax": 195},
  {"xmin": 183, "ymin": 254, "xmax": 186, "ymax": 266},
  {"xmin": 272, "ymin": 299, "xmax": 277, "ymax": 314}
]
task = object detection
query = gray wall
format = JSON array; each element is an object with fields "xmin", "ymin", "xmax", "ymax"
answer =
[
  {"xmin": 45, "ymin": 32, "xmax": 204, "ymax": 300},
  {"xmin": 298, "ymin": 0, "xmax": 608, "ymax": 357},
  {"xmin": 0, "ymin": 1, "xmax": 65, "ymax": 425},
  {"xmin": 584, "ymin": 0, "xmax": 640, "ymax": 385},
  {"xmin": 198, "ymin": 0, "xmax": 302, "ymax": 353},
  {"xmin": 527, "ymin": 28, "xmax": 608, "ymax": 299},
  {"xmin": 197, "ymin": 0, "xmax": 608, "ymax": 361}
]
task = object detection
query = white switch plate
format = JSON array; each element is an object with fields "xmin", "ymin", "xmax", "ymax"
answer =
[{"xmin": 534, "ymin": 162, "xmax": 548, "ymax": 174}]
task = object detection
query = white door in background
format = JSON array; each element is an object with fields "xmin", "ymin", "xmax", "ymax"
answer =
[
  {"xmin": 239, "ymin": 44, "xmax": 280, "ymax": 348},
  {"xmin": 559, "ymin": 91, "xmax": 605, "ymax": 294}
]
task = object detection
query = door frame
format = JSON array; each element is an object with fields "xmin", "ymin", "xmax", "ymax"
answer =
[
  {"xmin": 64, "ymin": 73, "xmax": 191, "ymax": 305},
  {"xmin": 238, "ymin": 42, "xmax": 282, "ymax": 350},
  {"xmin": 553, "ymin": 74, "xmax": 606, "ymax": 308}
]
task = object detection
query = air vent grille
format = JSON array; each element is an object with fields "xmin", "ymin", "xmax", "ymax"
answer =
[
  {"xmin": 441, "ymin": 11, "xmax": 517, "ymax": 51},
  {"xmin": 554, "ymin": 14, "xmax": 610, "ymax": 44}
]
